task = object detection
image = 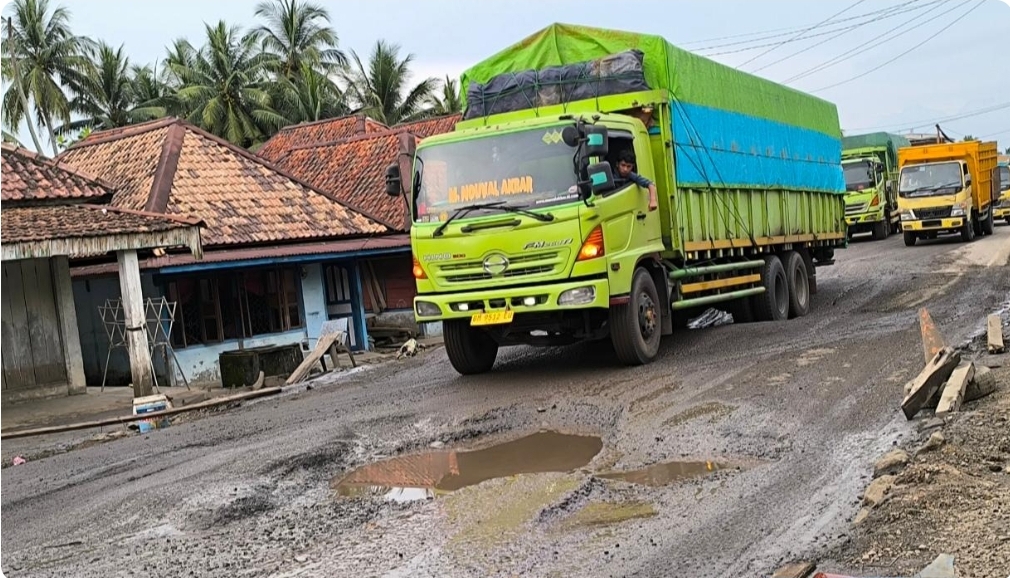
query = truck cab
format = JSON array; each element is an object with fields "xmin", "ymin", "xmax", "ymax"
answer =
[
  {"xmin": 842, "ymin": 157, "xmax": 889, "ymax": 239},
  {"xmin": 897, "ymin": 141, "xmax": 998, "ymax": 246},
  {"xmin": 995, "ymin": 163, "xmax": 1010, "ymax": 225}
]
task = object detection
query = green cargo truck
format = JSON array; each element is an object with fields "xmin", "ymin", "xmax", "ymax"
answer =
[
  {"xmin": 385, "ymin": 24, "xmax": 847, "ymax": 375},
  {"xmin": 841, "ymin": 132, "xmax": 910, "ymax": 240}
]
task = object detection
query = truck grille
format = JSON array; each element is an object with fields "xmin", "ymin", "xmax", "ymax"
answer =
[
  {"xmin": 436, "ymin": 251, "xmax": 567, "ymax": 284},
  {"xmin": 845, "ymin": 202, "xmax": 868, "ymax": 216},
  {"xmin": 914, "ymin": 207, "xmax": 952, "ymax": 220}
]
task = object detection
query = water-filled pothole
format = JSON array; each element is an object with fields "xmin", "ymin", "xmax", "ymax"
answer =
[
  {"xmin": 598, "ymin": 460, "xmax": 745, "ymax": 486},
  {"xmin": 332, "ymin": 431, "xmax": 603, "ymax": 501}
]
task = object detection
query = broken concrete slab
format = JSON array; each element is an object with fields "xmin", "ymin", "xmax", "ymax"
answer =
[
  {"xmin": 916, "ymin": 553, "xmax": 955, "ymax": 578},
  {"xmin": 965, "ymin": 365, "xmax": 998, "ymax": 402},
  {"xmin": 935, "ymin": 362, "xmax": 974, "ymax": 417},
  {"xmin": 862, "ymin": 474, "xmax": 896, "ymax": 507},
  {"xmin": 917, "ymin": 417, "xmax": 945, "ymax": 433},
  {"xmin": 901, "ymin": 347, "xmax": 961, "ymax": 420},
  {"xmin": 873, "ymin": 449, "xmax": 910, "ymax": 478},
  {"xmin": 772, "ymin": 561, "xmax": 816, "ymax": 578},
  {"xmin": 988, "ymin": 314, "xmax": 1005, "ymax": 354}
]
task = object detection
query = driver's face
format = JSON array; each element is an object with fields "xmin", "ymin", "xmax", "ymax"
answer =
[{"xmin": 618, "ymin": 161, "xmax": 634, "ymax": 177}]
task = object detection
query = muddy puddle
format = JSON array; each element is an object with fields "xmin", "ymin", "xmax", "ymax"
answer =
[
  {"xmin": 333, "ymin": 431, "xmax": 603, "ymax": 501},
  {"xmin": 598, "ymin": 460, "xmax": 744, "ymax": 486}
]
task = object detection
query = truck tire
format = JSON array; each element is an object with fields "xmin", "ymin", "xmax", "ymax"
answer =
[
  {"xmin": 750, "ymin": 255, "xmax": 788, "ymax": 322},
  {"xmin": 784, "ymin": 251, "xmax": 810, "ymax": 319},
  {"xmin": 903, "ymin": 232, "xmax": 917, "ymax": 246},
  {"xmin": 961, "ymin": 217, "xmax": 976, "ymax": 242},
  {"xmin": 610, "ymin": 267, "xmax": 662, "ymax": 366},
  {"xmin": 871, "ymin": 219, "xmax": 888, "ymax": 241},
  {"xmin": 443, "ymin": 320, "xmax": 498, "ymax": 375},
  {"xmin": 726, "ymin": 295, "xmax": 754, "ymax": 324},
  {"xmin": 972, "ymin": 213, "xmax": 983, "ymax": 237},
  {"xmin": 982, "ymin": 208, "xmax": 995, "ymax": 236}
]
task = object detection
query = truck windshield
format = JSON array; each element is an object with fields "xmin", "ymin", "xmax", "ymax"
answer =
[
  {"xmin": 899, "ymin": 162, "xmax": 963, "ymax": 198},
  {"xmin": 413, "ymin": 125, "xmax": 579, "ymax": 222},
  {"xmin": 999, "ymin": 166, "xmax": 1009, "ymax": 192},
  {"xmin": 843, "ymin": 160, "xmax": 874, "ymax": 192}
]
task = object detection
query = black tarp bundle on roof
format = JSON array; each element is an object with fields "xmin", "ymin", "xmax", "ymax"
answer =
[{"xmin": 463, "ymin": 50, "xmax": 650, "ymax": 120}]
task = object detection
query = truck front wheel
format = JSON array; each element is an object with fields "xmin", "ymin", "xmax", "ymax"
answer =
[
  {"xmin": 871, "ymin": 219, "xmax": 888, "ymax": 241},
  {"xmin": 903, "ymin": 232, "xmax": 917, "ymax": 246},
  {"xmin": 982, "ymin": 208, "xmax": 995, "ymax": 236},
  {"xmin": 443, "ymin": 320, "xmax": 499, "ymax": 375},
  {"xmin": 961, "ymin": 217, "xmax": 976, "ymax": 242},
  {"xmin": 751, "ymin": 255, "xmax": 789, "ymax": 322},
  {"xmin": 610, "ymin": 268, "xmax": 662, "ymax": 366}
]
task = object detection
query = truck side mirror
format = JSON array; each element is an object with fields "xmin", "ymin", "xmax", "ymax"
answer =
[
  {"xmin": 583, "ymin": 125, "xmax": 609, "ymax": 158},
  {"xmin": 385, "ymin": 163, "xmax": 402, "ymax": 197},
  {"xmin": 964, "ymin": 174, "xmax": 972, "ymax": 187},
  {"xmin": 585, "ymin": 161, "xmax": 615, "ymax": 195}
]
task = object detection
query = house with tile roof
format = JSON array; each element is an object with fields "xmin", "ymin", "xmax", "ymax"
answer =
[
  {"xmin": 256, "ymin": 113, "xmax": 462, "ymax": 330},
  {"xmin": 1, "ymin": 144, "xmax": 203, "ymax": 401},
  {"xmin": 57, "ymin": 117, "xmax": 406, "ymax": 386}
]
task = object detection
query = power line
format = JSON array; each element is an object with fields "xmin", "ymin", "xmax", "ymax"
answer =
[
  {"xmin": 754, "ymin": 0, "xmax": 947, "ymax": 75},
  {"xmin": 849, "ymin": 101, "xmax": 1010, "ymax": 131},
  {"xmin": 685, "ymin": 0, "xmax": 921, "ymax": 51},
  {"xmin": 810, "ymin": 0, "xmax": 984, "ymax": 93},
  {"xmin": 732, "ymin": 0, "xmax": 866, "ymax": 67},
  {"xmin": 784, "ymin": 0, "xmax": 961, "ymax": 84}
]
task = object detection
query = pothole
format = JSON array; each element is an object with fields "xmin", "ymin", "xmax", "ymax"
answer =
[
  {"xmin": 332, "ymin": 430, "xmax": 603, "ymax": 501},
  {"xmin": 597, "ymin": 459, "xmax": 751, "ymax": 486}
]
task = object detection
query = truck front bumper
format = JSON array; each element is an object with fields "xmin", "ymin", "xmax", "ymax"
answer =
[
  {"xmin": 845, "ymin": 212, "xmax": 885, "ymax": 226},
  {"xmin": 995, "ymin": 206, "xmax": 1010, "ymax": 219},
  {"xmin": 413, "ymin": 278, "xmax": 611, "ymax": 323},
  {"xmin": 903, "ymin": 218, "xmax": 964, "ymax": 232}
]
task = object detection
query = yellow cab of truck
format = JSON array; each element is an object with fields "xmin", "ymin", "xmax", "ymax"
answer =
[
  {"xmin": 897, "ymin": 140, "xmax": 998, "ymax": 246},
  {"xmin": 995, "ymin": 155, "xmax": 1010, "ymax": 225}
]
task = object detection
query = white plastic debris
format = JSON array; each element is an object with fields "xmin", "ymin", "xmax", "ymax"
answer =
[{"xmin": 687, "ymin": 308, "xmax": 734, "ymax": 330}]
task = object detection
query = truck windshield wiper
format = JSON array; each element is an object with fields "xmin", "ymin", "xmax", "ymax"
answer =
[
  {"xmin": 924, "ymin": 181, "xmax": 962, "ymax": 191},
  {"xmin": 432, "ymin": 202, "xmax": 554, "ymax": 237}
]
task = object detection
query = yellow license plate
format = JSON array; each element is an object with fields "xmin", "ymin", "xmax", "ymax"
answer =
[{"xmin": 470, "ymin": 310, "xmax": 515, "ymax": 326}]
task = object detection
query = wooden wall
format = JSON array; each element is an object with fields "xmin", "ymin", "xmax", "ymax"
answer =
[{"xmin": 2, "ymin": 259, "xmax": 68, "ymax": 396}]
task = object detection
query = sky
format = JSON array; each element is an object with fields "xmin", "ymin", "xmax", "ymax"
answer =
[{"xmin": 3, "ymin": 0, "xmax": 1009, "ymax": 151}]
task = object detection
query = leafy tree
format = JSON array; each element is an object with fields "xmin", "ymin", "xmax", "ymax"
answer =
[
  {"xmin": 343, "ymin": 40, "xmax": 435, "ymax": 125},
  {"xmin": 274, "ymin": 61, "xmax": 348, "ymax": 124},
  {"xmin": 252, "ymin": 0, "xmax": 346, "ymax": 81},
  {"xmin": 424, "ymin": 75, "xmax": 462, "ymax": 116}
]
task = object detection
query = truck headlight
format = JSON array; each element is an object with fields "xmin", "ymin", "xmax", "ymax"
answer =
[
  {"xmin": 558, "ymin": 286, "xmax": 596, "ymax": 306},
  {"xmin": 900, "ymin": 210, "xmax": 915, "ymax": 221},
  {"xmin": 415, "ymin": 301, "xmax": 441, "ymax": 317},
  {"xmin": 950, "ymin": 205, "xmax": 965, "ymax": 217}
]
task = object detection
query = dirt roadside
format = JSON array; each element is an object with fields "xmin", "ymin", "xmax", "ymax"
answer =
[{"xmin": 823, "ymin": 365, "xmax": 1010, "ymax": 578}]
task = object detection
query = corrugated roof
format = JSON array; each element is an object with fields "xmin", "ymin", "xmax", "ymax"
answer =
[
  {"xmin": 256, "ymin": 113, "xmax": 388, "ymax": 162},
  {"xmin": 1, "ymin": 143, "xmax": 115, "ymax": 202},
  {"xmin": 58, "ymin": 118, "xmax": 389, "ymax": 248}
]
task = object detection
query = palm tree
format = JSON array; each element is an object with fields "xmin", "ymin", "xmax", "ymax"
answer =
[
  {"xmin": 425, "ymin": 75, "xmax": 462, "ymax": 116},
  {"xmin": 252, "ymin": 0, "xmax": 346, "ymax": 81},
  {"xmin": 274, "ymin": 61, "xmax": 348, "ymax": 124},
  {"xmin": 343, "ymin": 40, "xmax": 436, "ymax": 126},
  {"xmin": 129, "ymin": 63, "xmax": 171, "ymax": 119},
  {"xmin": 2, "ymin": 0, "xmax": 92, "ymax": 155},
  {"xmin": 169, "ymin": 21, "xmax": 288, "ymax": 147},
  {"xmin": 58, "ymin": 42, "xmax": 140, "ymax": 133}
]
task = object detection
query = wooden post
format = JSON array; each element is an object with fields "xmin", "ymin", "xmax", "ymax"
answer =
[
  {"xmin": 51, "ymin": 257, "xmax": 87, "ymax": 394},
  {"xmin": 117, "ymin": 250, "xmax": 154, "ymax": 397}
]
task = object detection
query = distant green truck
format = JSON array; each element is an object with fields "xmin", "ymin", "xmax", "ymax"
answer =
[{"xmin": 841, "ymin": 132, "xmax": 910, "ymax": 240}]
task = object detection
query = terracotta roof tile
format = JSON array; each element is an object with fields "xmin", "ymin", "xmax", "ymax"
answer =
[
  {"xmin": 393, "ymin": 114, "xmax": 461, "ymax": 139},
  {"xmin": 58, "ymin": 118, "xmax": 388, "ymax": 247},
  {"xmin": 257, "ymin": 114, "xmax": 387, "ymax": 162},
  {"xmin": 2, "ymin": 204, "xmax": 198, "ymax": 244},
  {"xmin": 272, "ymin": 132, "xmax": 410, "ymax": 231},
  {"xmin": 1, "ymin": 144, "xmax": 115, "ymax": 202}
]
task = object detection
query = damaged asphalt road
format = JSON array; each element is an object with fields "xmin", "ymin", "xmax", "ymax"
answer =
[{"xmin": 3, "ymin": 229, "xmax": 1009, "ymax": 578}]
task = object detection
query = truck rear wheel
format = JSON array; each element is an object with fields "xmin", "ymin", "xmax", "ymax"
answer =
[
  {"xmin": 982, "ymin": 208, "xmax": 995, "ymax": 236},
  {"xmin": 961, "ymin": 217, "xmax": 976, "ymax": 242},
  {"xmin": 784, "ymin": 251, "xmax": 810, "ymax": 319},
  {"xmin": 610, "ymin": 267, "xmax": 662, "ymax": 366},
  {"xmin": 903, "ymin": 232, "xmax": 917, "ymax": 246},
  {"xmin": 751, "ymin": 255, "xmax": 788, "ymax": 322},
  {"xmin": 871, "ymin": 219, "xmax": 888, "ymax": 241},
  {"xmin": 443, "ymin": 320, "xmax": 499, "ymax": 375}
]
